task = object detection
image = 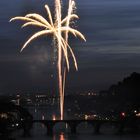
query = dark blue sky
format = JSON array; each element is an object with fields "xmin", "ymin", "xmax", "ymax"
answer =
[{"xmin": 0, "ymin": 0, "xmax": 140, "ymax": 94}]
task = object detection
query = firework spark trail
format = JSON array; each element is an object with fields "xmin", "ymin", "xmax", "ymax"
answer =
[
  {"xmin": 55, "ymin": 0, "xmax": 79, "ymax": 120},
  {"xmin": 55, "ymin": 0, "xmax": 63, "ymax": 120},
  {"xmin": 62, "ymin": 0, "xmax": 76, "ymax": 119},
  {"xmin": 10, "ymin": 0, "xmax": 86, "ymax": 120}
]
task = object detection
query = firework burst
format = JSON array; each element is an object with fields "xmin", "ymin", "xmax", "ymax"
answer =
[{"xmin": 10, "ymin": 0, "xmax": 86, "ymax": 120}]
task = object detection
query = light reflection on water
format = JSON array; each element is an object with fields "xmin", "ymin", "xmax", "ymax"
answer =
[
  {"xmin": 53, "ymin": 134, "xmax": 65, "ymax": 140},
  {"xmin": 14, "ymin": 122, "xmax": 140, "ymax": 140},
  {"xmin": 17, "ymin": 133, "xmax": 140, "ymax": 140}
]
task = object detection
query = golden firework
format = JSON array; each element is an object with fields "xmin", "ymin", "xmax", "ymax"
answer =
[{"xmin": 10, "ymin": 0, "xmax": 86, "ymax": 120}]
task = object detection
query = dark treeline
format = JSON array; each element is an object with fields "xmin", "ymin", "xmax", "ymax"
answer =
[{"xmin": 100, "ymin": 72, "xmax": 140, "ymax": 114}]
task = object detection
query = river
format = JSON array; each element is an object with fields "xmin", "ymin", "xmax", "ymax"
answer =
[
  {"xmin": 15, "ymin": 131, "xmax": 140, "ymax": 140},
  {"xmin": 12, "ymin": 120, "xmax": 140, "ymax": 140}
]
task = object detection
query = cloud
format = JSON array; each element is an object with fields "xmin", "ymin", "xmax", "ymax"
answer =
[{"xmin": 1, "ymin": 0, "xmax": 140, "ymax": 92}]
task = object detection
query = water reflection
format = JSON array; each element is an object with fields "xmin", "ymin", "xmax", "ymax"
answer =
[
  {"xmin": 53, "ymin": 133, "xmax": 65, "ymax": 140},
  {"xmin": 60, "ymin": 134, "xmax": 65, "ymax": 140}
]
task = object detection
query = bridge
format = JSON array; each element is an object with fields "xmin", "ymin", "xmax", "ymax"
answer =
[{"xmin": 22, "ymin": 119, "xmax": 134, "ymax": 136}]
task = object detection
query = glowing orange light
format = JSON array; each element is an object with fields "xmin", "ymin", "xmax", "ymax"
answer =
[
  {"xmin": 53, "ymin": 115, "xmax": 56, "ymax": 121},
  {"xmin": 60, "ymin": 133, "xmax": 65, "ymax": 140},
  {"xmin": 136, "ymin": 113, "xmax": 140, "ymax": 117},
  {"xmin": 85, "ymin": 115, "xmax": 88, "ymax": 120},
  {"xmin": 121, "ymin": 112, "xmax": 126, "ymax": 117}
]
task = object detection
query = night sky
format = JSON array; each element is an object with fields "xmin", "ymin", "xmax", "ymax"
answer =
[{"xmin": 0, "ymin": 0, "xmax": 140, "ymax": 94}]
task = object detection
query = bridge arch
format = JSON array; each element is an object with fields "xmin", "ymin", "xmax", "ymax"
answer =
[
  {"xmin": 53, "ymin": 122, "xmax": 71, "ymax": 133},
  {"xmin": 99, "ymin": 121, "xmax": 119, "ymax": 134},
  {"xmin": 31, "ymin": 121, "xmax": 47, "ymax": 135},
  {"xmin": 76, "ymin": 121, "xmax": 94, "ymax": 134},
  {"xmin": 29, "ymin": 120, "xmax": 123, "ymax": 136}
]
